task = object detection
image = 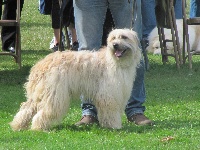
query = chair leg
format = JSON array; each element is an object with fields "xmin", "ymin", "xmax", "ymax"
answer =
[
  {"xmin": 158, "ymin": 27, "xmax": 169, "ymax": 64},
  {"xmin": 184, "ymin": 23, "xmax": 192, "ymax": 69}
]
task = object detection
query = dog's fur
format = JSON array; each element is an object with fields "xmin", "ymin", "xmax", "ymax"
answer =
[
  {"xmin": 10, "ymin": 29, "xmax": 142, "ymax": 131},
  {"xmin": 147, "ymin": 19, "xmax": 200, "ymax": 55}
]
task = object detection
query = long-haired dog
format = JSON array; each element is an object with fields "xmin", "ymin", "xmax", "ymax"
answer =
[{"xmin": 10, "ymin": 29, "xmax": 142, "ymax": 131}]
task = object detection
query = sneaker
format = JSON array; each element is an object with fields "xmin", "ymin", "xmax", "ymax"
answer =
[
  {"xmin": 128, "ymin": 113, "xmax": 153, "ymax": 126},
  {"xmin": 49, "ymin": 33, "xmax": 66, "ymax": 49},
  {"xmin": 51, "ymin": 43, "xmax": 65, "ymax": 52},
  {"xmin": 75, "ymin": 115, "xmax": 98, "ymax": 126},
  {"xmin": 51, "ymin": 43, "xmax": 59, "ymax": 52}
]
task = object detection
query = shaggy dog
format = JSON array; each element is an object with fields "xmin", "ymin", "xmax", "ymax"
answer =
[
  {"xmin": 147, "ymin": 19, "xmax": 200, "ymax": 55},
  {"xmin": 10, "ymin": 29, "xmax": 142, "ymax": 131}
]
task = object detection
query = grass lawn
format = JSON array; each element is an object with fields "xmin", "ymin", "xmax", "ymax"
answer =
[{"xmin": 0, "ymin": 0, "xmax": 200, "ymax": 149}]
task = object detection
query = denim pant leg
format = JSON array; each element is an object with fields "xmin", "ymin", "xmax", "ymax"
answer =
[
  {"xmin": 125, "ymin": 59, "xmax": 146, "ymax": 118},
  {"xmin": 74, "ymin": 0, "xmax": 107, "ymax": 118},
  {"xmin": 73, "ymin": 0, "xmax": 107, "ymax": 51},
  {"xmin": 126, "ymin": 4, "xmax": 146, "ymax": 117},
  {"xmin": 108, "ymin": 0, "xmax": 133, "ymax": 28},
  {"xmin": 174, "ymin": 0, "xmax": 183, "ymax": 19},
  {"xmin": 141, "ymin": 0, "xmax": 157, "ymax": 39},
  {"xmin": 190, "ymin": 0, "xmax": 200, "ymax": 18}
]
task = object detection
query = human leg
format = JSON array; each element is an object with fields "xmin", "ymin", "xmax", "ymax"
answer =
[
  {"xmin": 73, "ymin": 0, "xmax": 107, "ymax": 50},
  {"xmin": 126, "ymin": 0, "xmax": 152, "ymax": 125},
  {"xmin": 174, "ymin": 0, "xmax": 183, "ymax": 19},
  {"xmin": 141, "ymin": 0, "xmax": 156, "ymax": 39},
  {"xmin": 108, "ymin": 0, "xmax": 133, "ymax": 28},
  {"xmin": 125, "ymin": 59, "xmax": 153, "ymax": 125},
  {"xmin": 125, "ymin": 60, "xmax": 146, "ymax": 117},
  {"xmin": 50, "ymin": 0, "xmax": 64, "ymax": 51},
  {"xmin": 73, "ymin": 0, "xmax": 107, "ymax": 124}
]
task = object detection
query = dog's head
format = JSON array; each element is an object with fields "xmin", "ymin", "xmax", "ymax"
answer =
[
  {"xmin": 107, "ymin": 29, "xmax": 141, "ymax": 65},
  {"xmin": 147, "ymin": 27, "xmax": 175, "ymax": 55},
  {"xmin": 146, "ymin": 36, "xmax": 175, "ymax": 55}
]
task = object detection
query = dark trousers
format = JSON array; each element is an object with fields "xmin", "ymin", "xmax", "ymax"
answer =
[{"xmin": 1, "ymin": 0, "xmax": 24, "ymax": 50}]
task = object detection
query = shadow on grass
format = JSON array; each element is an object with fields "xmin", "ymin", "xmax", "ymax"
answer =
[
  {"xmin": 52, "ymin": 121, "xmax": 154, "ymax": 133},
  {"xmin": 52, "ymin": 117, "xmax": 199, "ymax": 134}
]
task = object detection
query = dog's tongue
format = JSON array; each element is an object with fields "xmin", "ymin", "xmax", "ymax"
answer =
[{"xmin": 115, "ymin": 50, "xmax": 123, "ymax": 57}]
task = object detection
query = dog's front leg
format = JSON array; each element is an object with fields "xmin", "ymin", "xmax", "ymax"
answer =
[
  {"xmin": 96, "ymin": 100, "xmax": 122, "ymax": 129},
  {"xmin": 98, "ymin": 109, "xmax": 122, "ymax": 129}
]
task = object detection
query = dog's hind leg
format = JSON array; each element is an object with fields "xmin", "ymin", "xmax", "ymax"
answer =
[
  {"xmin": 10, "ymin": 100, "xmax": 36, "ymax": 131},
  {"xmin": 31, "ymin": 91, "xmax": 70, "ymax": 131}
]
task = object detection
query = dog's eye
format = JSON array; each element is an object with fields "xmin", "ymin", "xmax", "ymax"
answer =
[
  {"xmin": 112, "ymin": 37, "xmax": 116, "ymax": 40},
  {"xmin": 121, "ymin": 35, "xmax": 128, "ymax": 39},
  {"xmin": 155, "ymin": 46, "xmax": 159, "ymax": 49}
]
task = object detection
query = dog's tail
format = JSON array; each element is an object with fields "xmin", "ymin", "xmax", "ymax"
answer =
[{"xmin": 9, "ymin": 100, "xmax": 36, "ymax": 131}]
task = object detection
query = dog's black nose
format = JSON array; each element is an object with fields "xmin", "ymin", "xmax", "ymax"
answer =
[{"xmin": 113, "ymin": 43, "xmax": 119, "ymax": 49}]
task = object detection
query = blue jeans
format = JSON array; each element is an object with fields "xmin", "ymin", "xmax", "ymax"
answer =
[
  {"xmin": 190, "ymin": 0, "xmax": 200, "ymax": 17},
  {"xmin": 74, "ymin": 0, "xmax": 133, "ymax": 50},
  {"xmin": 74, "ymin": 0, "xmax": 146, "ymax": 119},
  {"xmin": 174, "ymin": 0, "xmax": 183, "ymax": 19},
  {"xmin": 141, "ymin": 0, "xmax": 157, "ymax": 39}
]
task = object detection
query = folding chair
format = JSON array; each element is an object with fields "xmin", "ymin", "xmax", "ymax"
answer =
[
  {"xmin": 0, "ymin": 0, "xmax": 21, "ymax": 69},
  {"xmin": 155, "ymin": 0, "xmax": 182, "ymax": 69},
  {"xmin": 182, "ymin": 0, "xmax": 200, "ymax": 69}
]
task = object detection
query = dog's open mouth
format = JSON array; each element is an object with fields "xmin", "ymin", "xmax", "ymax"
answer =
[{"xmin": 114, "ymin": 49, "xmax": 127, "ymax": 57}]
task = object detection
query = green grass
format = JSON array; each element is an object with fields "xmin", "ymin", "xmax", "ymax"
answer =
[{"xmin": 0, "ymin": 0, "xmax": 200, "ymax": 149}]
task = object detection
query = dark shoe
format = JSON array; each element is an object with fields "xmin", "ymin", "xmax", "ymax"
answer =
[
  {"xmin": 71, "ymin": 41, "xmax": 79, "ymax": 51},
  {"xmin": 51, "ymin": 44, "xmax": 59, "ymax": 52},
  {"xmin": 128, "ymin": 113, "xmax": 153, "ymax": 126},
  {"xmin": 51, "ymin": 43, "xmax": 64, "ymax": 52},
  {"xmin": 75, "ymin": 115, "xmax": 98, "ymax": 126}
]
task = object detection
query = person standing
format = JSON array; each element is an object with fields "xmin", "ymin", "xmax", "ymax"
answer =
[{"xmin": 73, "ymin": 0, "xmax": 153, "ymax": 126}]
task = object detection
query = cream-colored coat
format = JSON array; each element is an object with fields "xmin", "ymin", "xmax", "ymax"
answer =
[{"xmin": 10, "ymin": 29, "xmax": 142, "ymax": 131}]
